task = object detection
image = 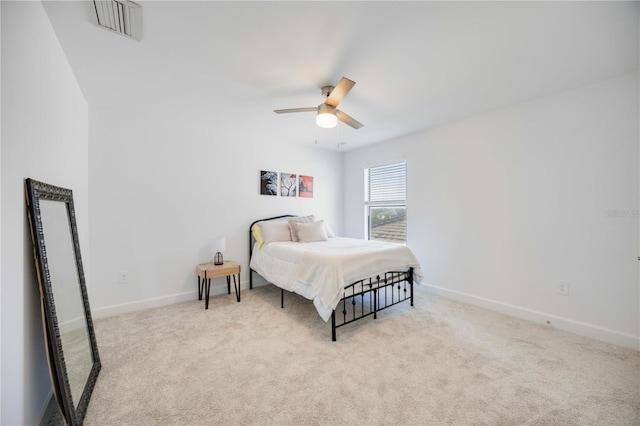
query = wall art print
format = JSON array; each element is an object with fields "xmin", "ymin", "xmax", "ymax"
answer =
[
  {"xmin": 260, "ymin": 170, "xmax": 278, "ymax": 196},
  {"xmin": 299, "ymin": 175, "xmax": 314, "ymax": 198},
  {"xmin": 280, "ymin": 173, "xmax": 297, "ymax": 197}
]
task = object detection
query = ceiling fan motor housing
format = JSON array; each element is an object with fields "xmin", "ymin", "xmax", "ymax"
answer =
[{"xmin": 321, "ymin": 85, "xmax": 335, "ymax": 97}]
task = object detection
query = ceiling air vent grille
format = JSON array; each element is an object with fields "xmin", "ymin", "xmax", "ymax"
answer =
[{"xmin": 93, "ymin": 0, "xmax": 142, "ymax": 41}]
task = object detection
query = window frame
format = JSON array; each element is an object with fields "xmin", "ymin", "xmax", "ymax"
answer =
[{"xmin": 364, "ymin": 160, "xmax": 407, "ymax": 243}]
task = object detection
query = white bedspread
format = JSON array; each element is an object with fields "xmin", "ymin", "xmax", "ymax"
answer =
[{"xmin": 250, "ymin": 237, "xmax": 423, "ymax": 321}]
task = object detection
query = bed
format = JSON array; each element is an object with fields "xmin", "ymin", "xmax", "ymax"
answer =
[{"xmin": 248, "ymin": 215, "xmax": 423, "ymax": 341}]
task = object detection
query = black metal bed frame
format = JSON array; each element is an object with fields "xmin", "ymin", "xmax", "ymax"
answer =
[{"xmin": 249, "ymin": 215, "xmax": 414, "ymax": 341}]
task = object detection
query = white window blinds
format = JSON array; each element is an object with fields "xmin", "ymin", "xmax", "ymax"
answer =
[{"xmin": 366, "ymin": 162, "xmax": 406, "ymax": 203}]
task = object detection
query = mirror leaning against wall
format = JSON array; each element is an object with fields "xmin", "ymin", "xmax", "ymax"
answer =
[{"xmin": 25, "ymin": 178, "xmax": 101, "ymax": 425}]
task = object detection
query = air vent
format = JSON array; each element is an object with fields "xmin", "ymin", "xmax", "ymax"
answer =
[{"xmin": 93, "ymin": 0, "xmax": 142, "ymax": 41}]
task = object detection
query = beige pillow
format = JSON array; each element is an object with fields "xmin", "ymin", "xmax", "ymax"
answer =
[
  {"xmin": 296, "ymin": 220, "xmax": 328, "ymax": 243},
  {"xmin": 259, "ymin": 220, "xmax": 292, "ymax": 245},
  {"xmin": 288, "ymin": 215, "xmax": 315, "ymax": 242}
]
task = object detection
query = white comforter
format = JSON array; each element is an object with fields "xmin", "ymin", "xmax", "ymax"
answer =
[{"xmin": 250, "ymin": 237, "xmax": 423, "ymax": 321}]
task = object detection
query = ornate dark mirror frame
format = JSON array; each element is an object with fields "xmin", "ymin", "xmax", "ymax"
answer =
[{"xmin": 25, "ymin": 178, "xmax": 101, "ymax": 425}]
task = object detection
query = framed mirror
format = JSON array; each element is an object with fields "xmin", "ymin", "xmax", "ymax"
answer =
[{"xmin": 25, "ymin": 178, "xmax": 100, "ymax": 425}]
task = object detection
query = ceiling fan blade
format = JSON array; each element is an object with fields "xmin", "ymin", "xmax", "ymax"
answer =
[
  {"xmin": 336, "ymin": 110, "xmax": 364, "ymax": 129},
  {"xmin": 274, "ymin": 107, "xmax": 318, "ymax": 114},
  {"xmin": 325, "ymin": 77, "xmax": 355, "ymax": 107}
]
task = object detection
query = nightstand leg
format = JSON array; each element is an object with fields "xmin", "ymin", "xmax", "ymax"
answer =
[
  {"xmin": 226, "ymin": 275, "xmax": 231, "ymax": 294},
  {"xmin": 205, "ymin": 278, "xmax": 211, "ymax": 309},
  {"xmin": 198, "ymin": 276, "xmax": 203, "ymax": 300},
  {"xmin": 233, "ymin": 273, "xmax": 240, "ymax": 302}
]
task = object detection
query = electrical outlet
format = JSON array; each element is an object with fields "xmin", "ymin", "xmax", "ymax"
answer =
[
  {"xmin": 118, "ymin": 271, "xmax": 129, "ymax": 284},
  {"xmin": 556, "ymin": 280, "xmax": 569, "ymax": 296}
]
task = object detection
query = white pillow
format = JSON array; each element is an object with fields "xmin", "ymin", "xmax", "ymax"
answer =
[
  {"xmin": 324, "ymin": 221, "xmax": 336, "ymax": 238},
  {"xmin": 259, "ymin": 220, "xmax": 292, "ymax": 245},
  {"xmin": 310, "ymin": 217, "xmax": 337, "ymax": 238},
  {"xmin": 296, "ymin": 220, "xmax": 328, "ymax": 243},
  {"xmin": 288, "ymin": 215, "xmax": 316, "ymax": 242}
]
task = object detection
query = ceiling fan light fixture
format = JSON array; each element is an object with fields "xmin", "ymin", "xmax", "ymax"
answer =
[{"xmin": 316, "ymin": 104, "xmax": 338, "ymax": 128}]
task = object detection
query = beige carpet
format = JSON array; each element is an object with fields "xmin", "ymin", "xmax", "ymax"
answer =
[{"xmin": 83, "ymin": 285, "xmax": 639, "ymax": 425}]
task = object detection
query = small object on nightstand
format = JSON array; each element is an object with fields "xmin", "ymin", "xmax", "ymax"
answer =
[
  {"xmin": 211, "ymin": 236, "xmax": 225, "ymax": 265},
  {"xmin": 196, "ymin": 260, "xmax": 240, "ymax": 309}
]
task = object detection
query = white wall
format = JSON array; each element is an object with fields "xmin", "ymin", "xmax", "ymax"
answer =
[
  {"xmin": 1, "ymin": 2, "xmax": 89, "ymax": 424},
  {"xmin": 343, "ymin": 73, "xmax": 639, "ymax": 349},
  {"xmin": 88, "ymin": 106, "xmax": 343, "ymax": 316}
]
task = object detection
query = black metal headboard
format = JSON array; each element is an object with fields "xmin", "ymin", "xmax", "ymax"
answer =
[{"xmin": 248, "ymin": 215, "xmax": 295, "ymax": 289}]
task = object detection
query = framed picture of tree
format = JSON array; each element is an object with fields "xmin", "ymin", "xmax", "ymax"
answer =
[{"xmin": 280, "ymin": 173, "xmax": 297, "ymax": 197}]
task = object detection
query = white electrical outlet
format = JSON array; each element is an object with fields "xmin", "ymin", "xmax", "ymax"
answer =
[
  {"xmin": 118, "ymin": 271, "xmax": 129, "ymax": 284},
  {"xmin": 556, "ymin": 280, "xmax": 570, "ymax": 296}
]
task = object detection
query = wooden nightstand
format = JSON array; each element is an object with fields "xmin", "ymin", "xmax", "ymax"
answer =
[{"xmin": 196, "ymin": 261, "xmax": 241, "ymax": 309}]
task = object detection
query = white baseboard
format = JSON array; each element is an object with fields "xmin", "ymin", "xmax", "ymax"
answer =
[
  {"xmin": 421, "ymin": 284, "xmax": 639, "ymax": 351},
  {"xmin": 92, "ymin": 280, "xmax": 254, "ymax": 319},
  {"xmin": 92, "ymin": 290, "xmax": 197, "ymax": 319},
  {"xmin": 59, "ymin": 316, "xmax": 86, "ymax": 334}
]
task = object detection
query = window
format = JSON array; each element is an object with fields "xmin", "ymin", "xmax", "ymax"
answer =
[{"xmin": 365, "ymin": 161, "xmax": 406, "ymax": 244}]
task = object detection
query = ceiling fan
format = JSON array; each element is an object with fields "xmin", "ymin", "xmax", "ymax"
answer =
[{"xmin": 274, "ymin": 77, "xmax": 364, "ymax": 129}]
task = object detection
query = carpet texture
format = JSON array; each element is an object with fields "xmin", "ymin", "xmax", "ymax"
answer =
[{"xmin": 84, "ymin": 285, "xmax": 639, "ymax": 425}]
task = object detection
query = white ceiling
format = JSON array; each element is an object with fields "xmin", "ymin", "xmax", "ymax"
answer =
[{"xmin": 43, "ymin": 1, "xmax": 638, "ymax": 151}]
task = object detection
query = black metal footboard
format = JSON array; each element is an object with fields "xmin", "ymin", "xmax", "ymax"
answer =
[{"xmin": 331, "ymin": 267, "xmax": 414, "ymax": 341}]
